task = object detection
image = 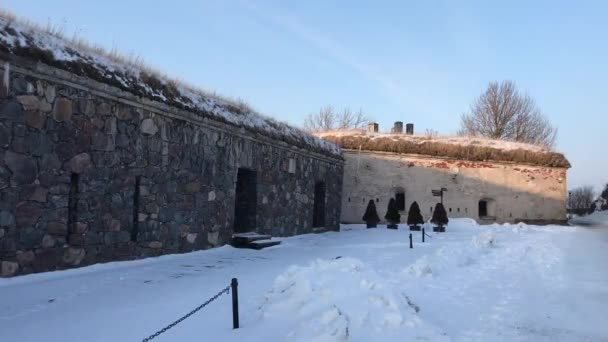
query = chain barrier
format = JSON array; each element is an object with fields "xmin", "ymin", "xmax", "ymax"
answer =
[{"xmin": 142, "ymin": 284, "xmax": 231, "ymax": 342}]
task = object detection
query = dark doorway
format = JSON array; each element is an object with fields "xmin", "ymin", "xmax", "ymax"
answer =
[
  {"xmin": 313, "ymin": 182, "xmax": 326, "ymax": 228},
  {"xmin": 234, "ymin": 168, "xmax": 257, "ymax": 233},
  {"xmin": 395, "ymin": 192, "xmax": 405, "ymax": 211},
  {"xmin": 479, "ymin": 200, "xmax": 488, "ymax": 217}
]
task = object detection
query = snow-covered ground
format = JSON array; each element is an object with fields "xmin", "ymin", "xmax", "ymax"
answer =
[
  {"xmin": 1, "ymin": 219, "xmax": 607, "ymax": 342},
  {"xmin": 569, "ymin": 210, "xmax": 608, "ymax": 227}
]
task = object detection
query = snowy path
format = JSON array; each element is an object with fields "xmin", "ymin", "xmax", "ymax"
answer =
[{"xmin": 1, "ymin": 220, "xmax": 607, "ymax": 341}]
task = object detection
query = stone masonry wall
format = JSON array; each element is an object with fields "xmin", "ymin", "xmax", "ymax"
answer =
[{"xmin": 0, "ymin": 58, "xmax": 343, "ymax": 277}]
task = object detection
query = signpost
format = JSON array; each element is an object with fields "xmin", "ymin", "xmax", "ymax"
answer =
[{"xmin": 431, "ymin": 187, "xmax": 447, "ymax": 205}]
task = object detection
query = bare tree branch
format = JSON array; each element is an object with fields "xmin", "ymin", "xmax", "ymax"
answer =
[
  {"xmin": 568, "ymin": 186, "xmax": 595, "ymax": 209},
  {"xmin": 303, "ymin": 105, "xmax": 371, "ymax": 132},
  {"xmin": 459, "ymin": 80, "xmax": 558, "ymax": 149}
]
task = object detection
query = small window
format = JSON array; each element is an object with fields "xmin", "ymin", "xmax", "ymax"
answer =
[
  {"xmin": 449, "ymin": 208, "xmax": 452, "ymax": 213},
  {"xmin": 376, "ymin": 198, "xmax": 379, "ymax": 202},
  {"xmin": 430, "ymin": 207, "xmax": 433, "ymax": 213},
  {"xmin": 288, "ymin": 158, "xmax": 296, "ymax": 174},
  {"xmin": 395, "ymin": 192, "xmax": 405, "ymax": 211},
  {"xmin": 479, "ymin": 200, "xmax": 488, "ymax": 217},
  {"xmin": 347, "ymin": 197, "xmax": 351, "ymax": 202},
  {"xmin": 465, "ymin": 208, "xmax": 468, "ymax": 213},
  {"xmin": 457, "ymin": 208, "xmax": 460, "ymax": 213}
]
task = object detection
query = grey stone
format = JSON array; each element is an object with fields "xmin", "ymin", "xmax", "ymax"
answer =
[
  {"xmin": 0, "ymin": 228, "xmax": 4, "ymax": 239},
  {"xmin": 0, "ymin": 166, "xmax": 9, "ymax": 190},
  {"xmin": 207, "ymin": 231, "xmax": 220, "ymax": 246},
  {"xmin": 15, "ymin": 202, "xmax": 43, "ymax": 227},
  {"xmin": 186, "ymin": 233, "xmax": 197, "ymax": 244},
  {"xmin": 41, "ymin": 234, "xmax": 56, "ymax": 248},
  {"xmin": 44, "ymin": 85, "xmax": 56, "ymax": 103},
  {"xmin": 0, "ymin": 100, "xmax": 23, "ymax": 122},
  {"xmin": 140, "ymin": 118, "xmax": 158, "ymax": 136},
  {"xmin": 52, "ymin": 97, "xmax": 73, "ymax": 122},
  {"xmin": 68, "ymin": 153, "xmax": 92, "ymax": 174},
  {"xmin": 91, "ymin": 132, "xmax": 115, "ymax": 151},
  {"xmin": 30, "ymin": 187, "xmax": 48, "ymax": 203},
  {"xmin": 16, "ymin": 250, "xmax": 35, "ymax": 266},
  {"xmin": 47, "ymin": 221, "xmax": 68, "ymax": 236},
  {"xmin": 1, "ymin": 261, "xmax": 19, "ymax": 277},
  {"xmin": 148, "ymin": 241, "xmax": 162, "ymax": 249},
  {"xmin": 16, "ymin": 95, "xmax": 39, "ymax": 112},
  {"xmin": 24, "ymin": 110, "xmax": 46, "ymax": 129},
  {"xmin": 0, "ymin": 210, "xmax": 15, "ymax": 227},
  {"xmin": 4, "ymin": 150, "xmax": 36, "ymax": 184},
  {"xmin": 62, "ymin": 247, "xmax": 85, "ymax": 266}
]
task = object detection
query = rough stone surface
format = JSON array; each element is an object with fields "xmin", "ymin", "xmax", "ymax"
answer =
[
  {"xmin": 0, "ymin": 57, "xmax": 343, "ymax": 277},
  {"xmin": 68, "ymin": 153, "xmax": 92, "ymax": 174},
  {"xmin": 140, "ymin": 118, "xmax": 158, "ymax": 136},
  {"xmin": 24, "ymin": 110, "xmax": 46, "ymax": 129},
  {"xmin": 16, "ymin": 250, "xmax": 35, "ymax": 266},
  {"xmin": 4, "ymin": 150, "xmax": 36, "ymax": 184},
  {"xmin": 0, "ymin": 210, "xmax": 15, "ymax": 227},
  {"xmin": 52, "ymin": 97, "xmax": 73, "ymax": 122},
  {"xmin": 1, "ymin": 261, "xmax": 19, "ymax": 277},
  {"xmin": 63, "ymin": 247, "xmax": 85, "ymax": 266}
]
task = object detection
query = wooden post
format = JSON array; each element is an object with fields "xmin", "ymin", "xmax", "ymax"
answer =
[
  {"xmin": 231, "ymin": 278, "xmax": 239, "ymax": 329},
  {"xmin": 409, "ymin": 233, "xmax": 413, "ymax": 249},
  {"xmin": 422, "ymin": 227, "xmax": 425, "ymax": 243}
]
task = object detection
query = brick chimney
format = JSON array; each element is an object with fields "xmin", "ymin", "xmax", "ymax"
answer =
[
  {"xmin": 406, "ymin": 123, "xmax": 414, "ymax": 135},
  {"xmin": 392, "ymin": 121, "xmax": 403, "ymax": 134},
  {"xmin": 368, "ymin": 122, "xmax": 379, "ymax": 133}
]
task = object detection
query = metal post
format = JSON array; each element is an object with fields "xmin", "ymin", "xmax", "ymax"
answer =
[
  {"xmin": 422, "ymin": 227, "xmax": 425, "ymax": 243},
  {"xmin": 409, "ymin": 233, "xmax": 413, "ymax": 249},
  {"xmin": 231, "ymin": 278, "xmax": 239, "ymax": 329}
]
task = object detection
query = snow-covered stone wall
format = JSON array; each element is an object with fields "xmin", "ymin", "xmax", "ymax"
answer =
[
  {"xmin": 0, "ymin": 56, "xmax": 343, "ymax": 277},
  {"xmin": 341, "ymin": 151, "xmax": 567, "ymax": 225}
]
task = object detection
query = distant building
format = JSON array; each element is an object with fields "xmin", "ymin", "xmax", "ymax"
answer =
[{"xmin": 317, "ymin": 124, "xmax": 570, "ymax": 225}]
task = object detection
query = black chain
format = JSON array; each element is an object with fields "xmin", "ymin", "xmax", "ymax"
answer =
[{"xmin": 142, "ymin": 285, "xmax": 231, "ymax": 342}]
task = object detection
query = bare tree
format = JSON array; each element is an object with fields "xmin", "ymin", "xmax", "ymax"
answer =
[
  {"xmin": 459, "ymin": 81, "xmax": 557, "ymax": 149},
  {"xmin": 568, "ymin": 186, "xmax": 595, "ymax": 210},
  {"xmin": 303, "ymin": 106, "xmax": 370, "ymax": 132}
]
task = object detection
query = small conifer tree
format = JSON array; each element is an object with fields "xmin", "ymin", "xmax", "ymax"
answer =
[
  {"xmin": 362, "ymin": 200, "xmax": 380, "ymax": 228},
  {"xmin": 407, "ymin": 201, "xmax": 424, "ymax": 230},
  {"xmin": 431, "ymin": 203, "xmax": 449, "ymax": 232},
  {"xmin": 385, "ymin": 198, "xmax": 401, "ymax": 228}
]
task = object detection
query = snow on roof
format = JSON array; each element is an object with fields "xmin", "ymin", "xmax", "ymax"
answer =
[
  {"xmin": 315, "ymin": 129, "xmax": 571, "ymax": 168},
  {"xmin": 0, "ymin": 13, "xmax": 340, "ymax": 157}
]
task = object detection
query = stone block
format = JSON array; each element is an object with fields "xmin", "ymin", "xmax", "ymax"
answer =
[
  {"xmin": 148, "ymin": 241, "xmax": 162, "ymax": 249},
  {"xmin": 0, "ymin": 210, "xmax": 15, "ymax": 227},
  {"xmin": 140, "ymin": 118, "xmax": 158, "ymax": 136},
  {"xmin": 30, "ymin": 187, "xmax": 48, "ymax": 203},
  {"xmin": 15, "ymin": 202, "xmax": 43, "ymax": 227},
  {"xmin": 47, "ymin": 221, "xmax": 68, "ymax": 236},
  {"xmin": 1, "ymin": 261, "xmax": 19, "ymax": 277},
  {"xmin": 16, "ymin": 250, "xmax": 35, "ymax": 266},
  {"xmin": 24, "ymin": 110, "xmax": 46, "ymax": 129},
  {"xmin": 52, "ymin": 97, "xmax": 73, "ymax": 122},
  {"xmin": 68, "ymin": 153, "xmax": 92, "ymax": 174},
  {"xmin": 4, "ymin": 150, "xmax": 36, "ymax": 184},
  {"xmin": 41, "ymin": 234, "xmax": 56, "ymax": 248},
  {"xmin": 62, "ymin": 247, "xmax": 85, "ymax": 266}
]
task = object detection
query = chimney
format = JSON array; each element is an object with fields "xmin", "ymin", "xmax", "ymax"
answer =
[
  {"xmin": 393, "ymin": 121, "xmax": 403, "ymax": 134},
  {"xmin": 368, "ymin": 122, "xmax": 379, "ymax": 133},
  {"xmin": 406, "ymin": 123, "xmax": 414, "ymax": 135}
]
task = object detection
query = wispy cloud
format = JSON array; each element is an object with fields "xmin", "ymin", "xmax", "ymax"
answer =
[{"xmin": 241, "ymin": 1, "xmax": 422, "ymax": 112}]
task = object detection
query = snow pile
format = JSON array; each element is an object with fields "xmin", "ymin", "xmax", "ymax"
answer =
[
  {"xmin": 0, "ymin": 14, "xmax": 340, "ymax": 156},
  {"xmin": 471, "ymin": 230, "xmax": 498, "ymax": 248},
  {"xmin": 258, "ymin": 257, "xmax": 445, "ymax": 341}
]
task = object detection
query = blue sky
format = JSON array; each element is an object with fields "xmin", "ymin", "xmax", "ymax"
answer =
[{"xmin": 4, "ymin": 0, "xmax": 607, "ymax": 191}]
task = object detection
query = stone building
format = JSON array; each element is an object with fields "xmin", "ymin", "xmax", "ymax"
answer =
[
  {"xmin": 0, "ymin": 18, "xmax": 343, "ymax": 277},
  {"xmin": 318, "ymin": 123, "xmax": 570, "ymax": 225}
]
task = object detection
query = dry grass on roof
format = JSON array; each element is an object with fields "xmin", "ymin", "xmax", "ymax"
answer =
[{"xmin": 322, "ymin": 136, "xmax": 571, "ymax": 168}]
